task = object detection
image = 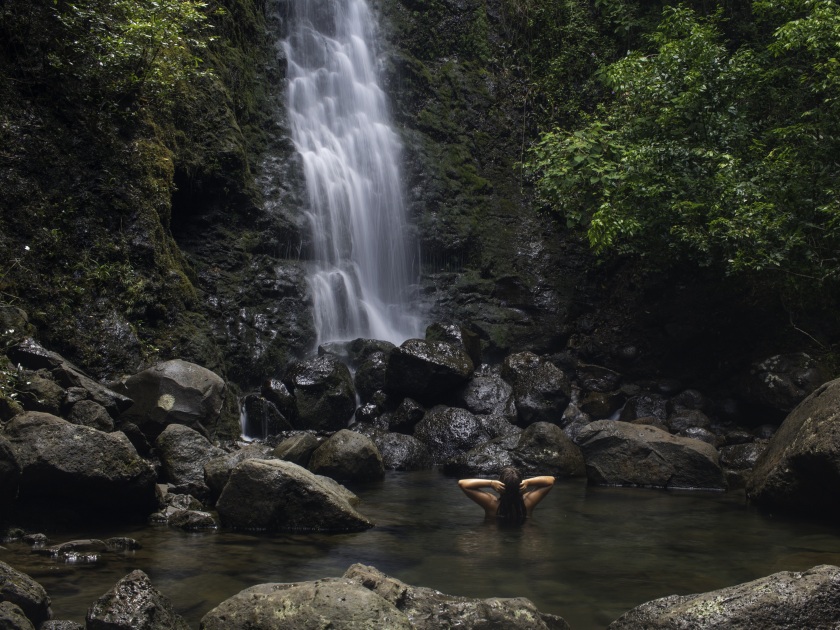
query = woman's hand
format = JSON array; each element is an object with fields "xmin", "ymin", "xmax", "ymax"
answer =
[
  {"xmin": 491, "ymin": 480, "xmax": 505, "ymax": 493},
  {"xmin": 519, "ymin": 479, "xmax": 529, "ymax": 492}
]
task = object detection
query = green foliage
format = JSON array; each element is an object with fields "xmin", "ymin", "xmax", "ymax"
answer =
[
  {"xmin": 529, "ymin": 2, "xmax": 840, "ymax": 290},
  {"xmin": 49, "ymin": 0, "xmax": 217, "ymax": 111}
]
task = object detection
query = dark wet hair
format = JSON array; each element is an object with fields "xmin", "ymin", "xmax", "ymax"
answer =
[{"xmin": 496, "ymin": 467, "xmax": 526, "ymax": 525}]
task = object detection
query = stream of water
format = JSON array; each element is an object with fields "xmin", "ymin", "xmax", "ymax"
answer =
[
  {"xmin": 284, "ymin": 0, "xmax": 421, "ymax": 346},
  {"xmin": 3, "ymin": 471, "xmax": 840, "ymax": 629}
]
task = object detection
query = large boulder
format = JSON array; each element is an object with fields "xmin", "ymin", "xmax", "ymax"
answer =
[
  {"xmin": 0, "ymin": 436, "xmax": 21, "ymax": 507},
  {"xmin": 308, "ymin": 429, "xmax": 385, "ymax": 482},
  {"xmin": 747, "ymin": 377, "xmax": 840, "ymax": 518},
  {"xmin": 4, "ymin": 412, "xmax": 157, "ymax": 517},
  {"xmin": 501, "ymin": 352, "xmax": 571, "ymax": 426},
  {"xmin": 203, "ymin": 443, "xmax": 273, "ymax": 500},
  {"xmin": 344, "ymin": 564, "xmax": 569, "ymax": 630},
  {"xmin": 425, "ymin": 322, "xmax": 482, "ymax": 366},
  {"xmin": 115, "ymin": 360, "xmax": 226, "ymax": 441},
  {"xmin": 364, "ymin": 430, "xmax": 434, "ymax": 471},
  {"xmin": 354, "ymin": 351, "xmax": 390, "ymax": 404},
  {"xmin": 155, "ymin": 424, "xmax": 224, "ymax": 498},
  {"xmin": 283, "ymin": 355, "xmax": 356, "ymax": 431},
  {"xmin": 201, "ymin": 577, "xmax": 412, "ymax": 630},
  {"xmin": 577, "ymin": 420, "xmax": 725, "ymax": 489},
  {"xmin": 511, "ymin": 422, "xmax": 585, "ymax": 478},
  {"xmin": 413, "ymin": 407, "xmax": 490, "ymax": 465},
  {"xmin": 442, "ymin": 433, "xmax": 520, "ymax": 476},
  {"xmin": 455, "ymin": 374, "xmax": 517, "ymax": 422},
  {"xmin": 86, "ymin": 570, "xmax": 189, "ymax": 630},
  {"xmin": 201, "ymin": 564, "xmax": 568, "ymax": 630},
  {"xmin": 385, "ymin": 339, "xmax": 474, "ymax": 403},
  {"xmin": 215, "ymin": 459, "xmax": 373, "ymax": 532},
  {"xmin": 271, "ymin": 433, "xmax": 321, "ymax": 467},
  {"xmin": 608, "ymin": 564, "xmax": 840, "ymax": 629},
  {"xmin": 0, "ymin": 561, "xmax": 51, "ymax": 627}
]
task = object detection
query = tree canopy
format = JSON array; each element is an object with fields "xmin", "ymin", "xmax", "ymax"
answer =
[{"xmin": 528, "ymin": 1, "xmax": 840, "ymax": 293}]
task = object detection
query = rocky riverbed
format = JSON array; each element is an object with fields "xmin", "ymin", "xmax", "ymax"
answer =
[{"xmin": 2, "ymin": 319, "xmax": 840, "ymax": 627}]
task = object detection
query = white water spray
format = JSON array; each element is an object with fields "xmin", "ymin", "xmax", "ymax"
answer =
[{"xmin": 284, "ymin": 0, "xmax": 421, "ymax": 346}]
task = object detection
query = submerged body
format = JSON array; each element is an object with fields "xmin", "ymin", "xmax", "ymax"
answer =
[{"xmin": 458, "ymin": 468, "xmax": 555, "ymax": 523}]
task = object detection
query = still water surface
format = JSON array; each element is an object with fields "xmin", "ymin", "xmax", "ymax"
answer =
[{"xmin": 3, "ymin": 470, "xmax": 840, "ymax": 629}]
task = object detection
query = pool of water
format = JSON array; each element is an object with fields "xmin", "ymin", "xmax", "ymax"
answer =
[{"xmin": 3, "ymin": 470, "xmax": 840, "ymax": 629}]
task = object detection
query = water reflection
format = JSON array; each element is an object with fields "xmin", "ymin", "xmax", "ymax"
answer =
[{"xmin": 2, "ymin": 470, "xmax": 840, "ymax": 629}]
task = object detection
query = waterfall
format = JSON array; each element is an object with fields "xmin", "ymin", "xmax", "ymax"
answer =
[{"xmin": 284, "ymin": 0, "xmax": 421, "ymax": 347}]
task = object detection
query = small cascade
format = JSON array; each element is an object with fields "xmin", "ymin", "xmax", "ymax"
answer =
[{"xmin": 284, "ymin": 0, "xmax": 421, "ymax": 347}]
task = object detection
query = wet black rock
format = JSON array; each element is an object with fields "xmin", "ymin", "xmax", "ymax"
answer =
[
  {"xmin": 577, "ymin": 364, "xmax": 621, "ymax": 393},
  {"xmin": 720, "ymin": 441, "xmax": 769, "ymax": 489},
  {"xmin": 747, "ymin": 377, "xmax": 840, "ymax": 518},
  {"xmin": 260, "ymin": 379, "xmax": 298, "ymax": 425},
  {"xmin": 308, "ymin": 429, "xmax": 385, "ymax": 482},
  {"xmin": 386, "ymin": 338, "xmax": 474, "ymax": 403},
  {"xmin": 166, "ymin": 509, "xmax": 217, "ymax": 531},
  {"xmin": 365, "ymin": 430, "xmax": 434, "ymax": 471},
  {"xmin": 425, "ymin": 322, "xmax": 482, "ymax": 367},
  {"xmin": 667, "ymin": 409, "xmax": 712, "ymax": 433},
  {"xmin": 115, "ymin": 359, "xmax": 227, "ymax": 441},
  {"xmin": 741, "ymin": 353, "xmax": 828, "ymax": 420},
  {"xmin": 501, "ymin": 352, "xmax": 571, "ymax": 426},
  {"xmin": 677, "ymin": 426, "xmax": 721, "ymax": 448},
  {"xmin": 0, "ymin": 561, "xmax": 51, "ymax": 627},
  {"xmin": 0, "ymin": 436, "xmax": 21, "ymax": 507},
  {"xmin": 155, "ymin": 424, "xmax": 224, "ymax": 500},
  {"xmin": 354, "ymin": 351, "xmax": 390, "ymax": 404},
  {"xmin": 666, "ymin": 389, "xmax": 707, "ymax": 415},
  {"xmin": 283, "ymin": 355, "xmax": 356, "ymax": 431},
  {"xmin": 578, "ymin": 391, "xmax": 624, "ymax": 420},
  {"xmin": 5, "ymin": 412, "xmax": 157, "ymax": 518},
  {"xmin": 578, "ymin": 420, "xmax": 725, "ymax": 490},
  {"xmin": 443, "ymin": 433, "xmax": 519, "ymax": 477},
  {"xmin": 86, "ymin": 569, "xmax": 189, "ymax": 630},
  {"xmin": 620, "ymin": 392, "xmax": 668, "ymax": 423},
  {"xmin": 215, "ymin": 459, "xmax": 373, "ymax": 532},
  {"xmin": 512, "ymin": 422, "xmax": 586, "ymax": 478},
  {"xmin": 413, "ymin": 406, "xmax": 489, "ymax": 464},
  {"xmin": 388, "ymin": 398, "xmax": 426, "ymax": 434},
  {"xmin": 241, "ymin": 394, "xmax": 293, "ymax": 438},
  {"xmin": 608, "ymin": 564, "xmax": 840, "ymax": 630},
  {"xmin": 271, "ymin": 433, "xmax": 320, "ymax": 468},
  {"xmin": 455, "ymin": 374, "xmax": 516, "ymax": 422}
]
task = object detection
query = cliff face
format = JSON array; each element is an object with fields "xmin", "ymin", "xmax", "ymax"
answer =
[{"xmin": 0, "ymin": 0, "xmax": 833, "ymax": 414}]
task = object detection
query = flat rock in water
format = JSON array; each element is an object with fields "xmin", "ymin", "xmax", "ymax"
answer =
[
  {"xmin": 215, "ymin": 459, "xmax": 373, "ymax": 532},
  {"xmin": 608, "ymin": 564, "xmax": 840, "ymax": 629},
  {"xmin": 577, "ymin": 420, "xmax": 725, "ymax": 489}
]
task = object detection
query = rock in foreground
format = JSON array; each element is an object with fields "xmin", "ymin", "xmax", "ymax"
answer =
[
  {"xmin": 201, "ymin": 563, "xmax": 568, "ymax": 630},
  {"xmin": 608, "ymin": 564, "xmax": 840, "ymax": 629},
  {"xmin": 86, "ymin": 570, "xmax": 189, "ymax": 630},
  {"xmin": 747, "ymin": 377, "xmax": 840, "ymax": 518}
]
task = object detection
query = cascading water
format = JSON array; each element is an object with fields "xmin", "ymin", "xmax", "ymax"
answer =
[{"xmin": 284, "ymin": 0, "xmax": 421, "ymax": 347}]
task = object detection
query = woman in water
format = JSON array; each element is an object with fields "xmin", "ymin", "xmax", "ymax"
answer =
[{"xmin": 458, "ymin": 467, "xmax": 555, "ymax": 524}]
